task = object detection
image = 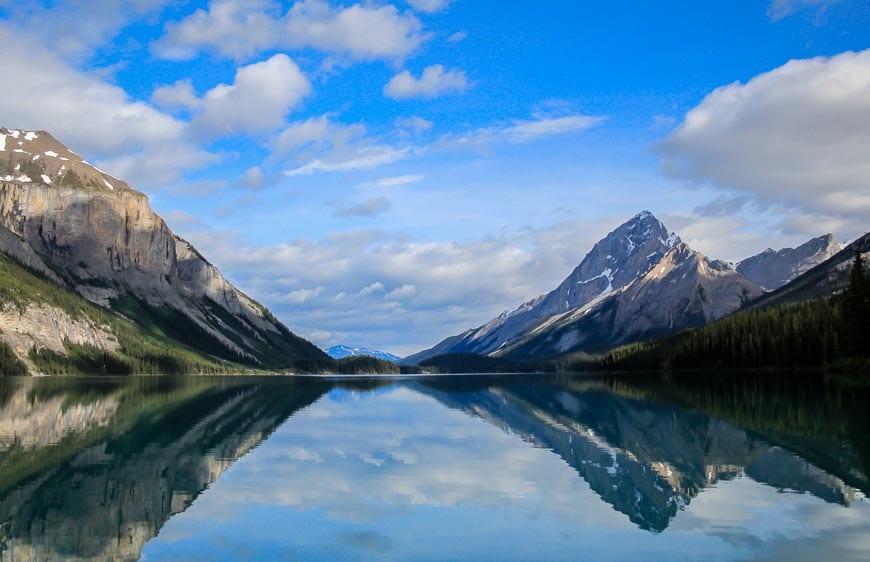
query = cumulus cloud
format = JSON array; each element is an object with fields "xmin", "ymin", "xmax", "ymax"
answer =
[
  {"xmin": 153, "ymin": 0, "xmax": 281, "ymax": 60},
  {"xmin": 335, "ymin": 197, "xmax": 393, "ymax": 218},
  {"xmin": 193, "ymin": 54, "xmax": 311, "ymax": 137},
  {"xmin": 396, "ymin": 116, "xmax": 434, "ymax": 133},
  {"xmin": 176, "ymin": 216, "xmax": 620, "ymax": 355},
  {"xmin": 656, "ymin": 49, "xmax": 870, "ymax": 221},
  {"xmin": 151, "ymin": 79, "xmax": 202, "ymax": 112},
  {"xmin": 447, "ymin": 31, "xmax": 468, "ymax": 43},
  {"xmin": 155, "ymin": 0, "xmax": 429, "ymax": 62},
  {"xmin": 0, "ymin": 25, "xmax": 213, "ymax": 188},
  {"xmin": 1, "ymin": 0, "xmax": 173, "ymax": 63},
  {"xmin": 767, "ymin": 0, "xmax": 842, "ymax": 20},
  {"xmin": 384, "ymin": 65, "xmax": 468, "ymax": 99},
  {"xmin": 275, "ymin": 114, "xmax": 418, "ymax": 176},
  {"xmin": 407, "ymin": 0, "xmax": 453, "ymax": 13}
]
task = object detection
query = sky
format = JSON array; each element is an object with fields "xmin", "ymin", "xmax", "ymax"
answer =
[{"xmin": 0, "ymin": 0, "xmax": 868, "ymax": 356}]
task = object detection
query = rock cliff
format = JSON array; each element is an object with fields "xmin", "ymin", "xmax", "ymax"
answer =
[
  {"xmin": 737, "ymin": 234, "xmax": 843, "ymax": 291},
  {"xmin": 0, "ymin": 127, "xmax": 327, "ymax": 371}
]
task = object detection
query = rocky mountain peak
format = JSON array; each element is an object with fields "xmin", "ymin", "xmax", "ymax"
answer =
[
  {"xmin": 737, "ymin": 233, "xmax": 843, "ymax": 291},
  {"xmin": 547, "ymin": 211, "xmax": 681, "ymax": 312},
  {"xmin": 0, "ymin": 127, "xmax": 133, "ymax": 194},
  {"xmin": 0, "ymin": 127, "xmax": 328, "ymax": 370}
]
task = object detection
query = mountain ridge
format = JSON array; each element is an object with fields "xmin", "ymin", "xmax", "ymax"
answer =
[
  {"xmin": 737, "ymin": 234, "xmax": 842, "ymax": 291},
  {"xmin": 0, "ymin": 127, "xmax": 328, "ymax": 372},
  {"xmin": 406, "ymin": 211, "xmax": 761, "ymax": 363},
  {"xmin": 326, "ymin": 345, "xmax": 401, "ymax": 362}
]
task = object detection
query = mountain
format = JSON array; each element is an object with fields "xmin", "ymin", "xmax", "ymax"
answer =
[
  {"xmin": 736, "ymin": 234, "xmax": 842, "ymax": 291},
  {"xmin": 326, "ymin": 345, "xmax": 401, "ymax": 362},
  {"xmin": 0, "ymin": 127, "xmax": 328, "ymax": 372},
  {"xmin": 406, "ymin": 211, "xmax": 761, "ymax": 363},
  {"xmin": 747, "ymin": 232, "xmax": 870, "ymax": 310}
]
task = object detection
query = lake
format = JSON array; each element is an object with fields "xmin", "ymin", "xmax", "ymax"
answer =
[{"xmin": 0, "ymin": 372, "xmax": 868, "ymax": 561}]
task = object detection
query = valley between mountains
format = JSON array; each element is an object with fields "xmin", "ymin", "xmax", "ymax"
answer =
[{"xmin": 0, "ymin": 127, "xmax": 867, "ymax": 375}]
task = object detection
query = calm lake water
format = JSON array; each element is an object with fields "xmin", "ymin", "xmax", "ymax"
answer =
[{"xmin": 0, "ymin": 372, "xmax": 868, "ymax": 561}]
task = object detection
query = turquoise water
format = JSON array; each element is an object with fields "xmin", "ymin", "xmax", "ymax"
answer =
[{"xmin": 0, "ymin": 373, "xmax": 868, "ymax": 561}]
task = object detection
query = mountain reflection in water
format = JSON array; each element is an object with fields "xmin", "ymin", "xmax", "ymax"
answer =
[{"xmin": 0, "ymin": 373, "xmax": 867, "ymax": 561}]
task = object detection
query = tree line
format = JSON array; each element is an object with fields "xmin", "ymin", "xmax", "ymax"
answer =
[{"xmin": 600, "ymin": 251, "xmax": 870, "ymax": 371}]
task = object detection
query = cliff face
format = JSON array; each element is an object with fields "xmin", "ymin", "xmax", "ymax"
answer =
[
  {"xmin": 737, "ymin": 234, "xmax": 843, "ymax": 291},
  {"xmin": 0, "ymin": 128, "xmax": 327, "ymax": 370}
]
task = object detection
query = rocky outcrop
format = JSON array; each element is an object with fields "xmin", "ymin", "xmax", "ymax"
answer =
[
  {"xmin": 0, "ymin": 128, "xmax": 327, "ymax": 369},
  {"xmin": 0, "ymin": 303, "xmax": 119, "ymax": 371},
  {"xmin": 747, "ymin": 232, "xmax": 870, "ymax": 309},
  {"xmin": 737, "ymin": 234, "xmax": 843, "ymax": 291}
]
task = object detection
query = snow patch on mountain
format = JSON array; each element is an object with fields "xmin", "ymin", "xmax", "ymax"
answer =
[{"xmin": 327, "ymin": 345, "xmax": 401, "ymax": 362}]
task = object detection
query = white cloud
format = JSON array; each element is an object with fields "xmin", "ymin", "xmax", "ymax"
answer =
[
  {"xmin": 360, "ymin": 175, "xmax": 425, "ymax": 188},
  {"xmin": 447, "ymin": 30, "xmax": 468, "ymax": 43},
  {"xmin": 441, "ymin": 114, "xmax": 607, "ymax": 148},
  {"xmin": 657, "ymin": 49, "xmax": 870, "ymax": 221},
  {"xmin": 193, "ymin": 54, "xmax": 311, "ymax": 137},
  {"xmin": 153, "ymin": 0, "xmax": 281, "ymax": 60},
  {"xmin": 176, "ymin": 216, "xmax": 619, "ymax": 355},
  {"xmin": 284, "ymin": 0, "xmax": 428, "ymax": 61},
  {"xmin": 286, "ymin": 146, "xmax": 414, "ymax": 176},
  {"xmin": 767, "ymin": 0, "xmax": 842, "ymax": 20},
  {"xmin": 237, "ymin": 166, "xmax": 267, "ymax": 189},
  {"xmin": 396, "ymin": 116, "xmax": 434, "ymax": 133},
  {"xmin": 0, "ymin": 25, "xmax": 213, "ymax": 188},
  {"xmin": 155, "ymin": 0, "xmax": 429, "ymax": 62},
  {"xmin": 275, "ymin": 114, "xmax": 418, "ymax": 176},
  {"xmin": 358, "ymin": 282, "xmax": 386, "ymax": 297},
  {"xmin": 335, "ymin": 197, "xmax": 393, "ymax": 218},
  {"xmin": 276, "ymin": 286, "xmax": 325, "ymax": 304},
  {"xmin": 1, "ymin": 0, "xmax": 173, "ymax": 63},
  {"xmin": 384, "ymin": 65, "xmax": 468, "ymax": 99},
  {"xmin": 386, "ymin": 284, "xmax": 418, "ymax": 300},
  {"xmin": 151, "ymin": 79, "xmax": 202, "ymax": 112},
  {"xmin": 407, "ymin": 0, "xmax": 453, "ymax": 13}
]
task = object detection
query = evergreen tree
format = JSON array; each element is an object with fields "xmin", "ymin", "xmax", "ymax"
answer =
[{"xmin": 844, "ymin": 250, "xmax": 869, "ymax": 354}]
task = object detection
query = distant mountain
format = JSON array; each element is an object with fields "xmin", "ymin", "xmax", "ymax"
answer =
[
  {"xmin": 747, "ymin": 232, "xmax": 870, "ymax": 310},
  {"xmin": 406, "ymin": 211, "xmax": 760, "ymax": 363},
  {"xmin": 737, "ymin": 234, "xmax": 842, "ymax": 291},
  {"xmin": 327, "ymin": 345, "xmax": 401, "ymax": 362},
  {"xmin": 0, "ymin": 127, "xmax": 328, "ymax": 373}
]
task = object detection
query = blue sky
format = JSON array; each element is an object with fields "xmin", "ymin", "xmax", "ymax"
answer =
[{"xmin": 1, "ymin": 0, "xmax": 868, "ymax": 355}]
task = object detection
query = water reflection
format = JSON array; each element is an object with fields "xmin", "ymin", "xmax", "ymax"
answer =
[{"xmin": 0, "ymin": 373, "xmax": 867, "ymax": 561}]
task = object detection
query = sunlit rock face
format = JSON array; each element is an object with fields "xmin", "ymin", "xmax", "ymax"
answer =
[
  {"xmin": 0, "ymin": 128, "xmax": 327, "ymax": 369},
  {"xmin": 737, "ymin": 234, "xmax": 843, "ymax": 291}
]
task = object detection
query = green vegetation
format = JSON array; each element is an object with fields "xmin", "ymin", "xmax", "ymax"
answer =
[
  {"xmin": 599, "ymin": 252, "xmax": 870, "ymax": 372},
  {"xmin": 604, "ymin": 371, "xmax": 870, "ymax": 484},
  {"xmin": 0, "ymin": 252, "xmax": 235, "ymax": 374},
  {"xmin": 298, "ymin": 355, "xmax": 401, "ymax": 374},
  {"xmin": 0, "ymin": 340, "xmax": 27, "ymax": 374},
  {"xmin": 417, "ymin": 353, "xmax": 543, "ymax": 373}
]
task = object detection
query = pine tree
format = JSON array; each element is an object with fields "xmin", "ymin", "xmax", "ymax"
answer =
[{"xmin": 844, "ymin": 250, "xmax": 869, "ymax": 355}]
